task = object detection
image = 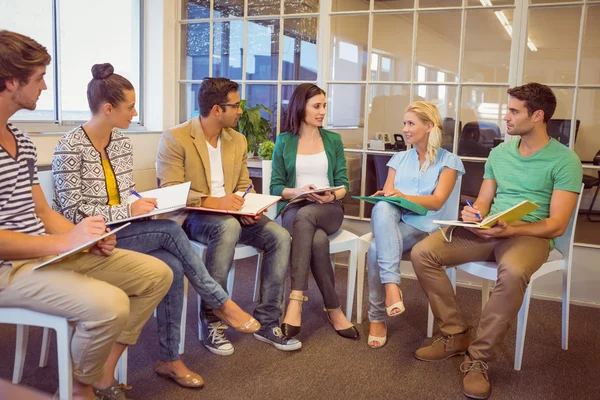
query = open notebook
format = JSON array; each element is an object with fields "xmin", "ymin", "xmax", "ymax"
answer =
[
  {"xmin": 186, "ymin": 192, "xmax": 281, "ymax": 217},
  {"xmin": 289, "ymin": 185, "xmax": 345, "ymax": 201},
  {"xmin": 353, "ymin": 195, "xmax": 428, "ymax": 216},
  {"xmin": 33, "ymin": 222, "xmax": 132, "ymax": 270},
  {"xmin": 106, "ymin": 182, "xmax": 191, "ymax": 225},
  {"xmin": 434, "ymin": 200, "xmax": 540, "ymax": 229}
]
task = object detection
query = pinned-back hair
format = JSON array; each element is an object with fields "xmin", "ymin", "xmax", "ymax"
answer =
[
  {"xmin": 0, "ymin": 30, "xmax": 51, "ymax": 92},
  {"xmin": 405, "ymin": 101, "xmax": 443, "ymax": 172},
  {"xmin": 87, "ymin": 63, "xmax": 134, "ymax": 113}
]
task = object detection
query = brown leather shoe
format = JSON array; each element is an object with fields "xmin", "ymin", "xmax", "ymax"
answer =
[
  {"xmin": 154, "ymin": 361, "xmax": 205, "ymax": 389},
  {"xmin": 414, "ymin": 329, "xmax": 471, "ymax": 361},
  {"xmin": 461, "ymin": 355, "xmax": 491, "ymax": 399}
]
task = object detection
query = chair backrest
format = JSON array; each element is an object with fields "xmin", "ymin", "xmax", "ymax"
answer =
[
  {"xmin": 261, "ymin": 161, "xmax": 277, "ymax": 219},
  {"xmin": 554, "ymin": 183, "xmax": 585, "ymax": 259},
  {"xmin": 37, "ymin": 170, "xmax": 55, "ymax": 205},
  {"xmin": 443, "ymin": 175, "xmax": 462, "ymax": 220}
]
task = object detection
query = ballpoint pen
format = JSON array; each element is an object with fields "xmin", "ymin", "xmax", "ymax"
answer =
[
  {"xmin": 130, "ymin": 189, "xmax": 158, "ymax": 209},
  {"xmin": 241, "ymin": 184, "xmax": 253, "ymax": 198},
  {"xmin": 466, "ymin": 199, "xmax": 481, "ymax": 220}
]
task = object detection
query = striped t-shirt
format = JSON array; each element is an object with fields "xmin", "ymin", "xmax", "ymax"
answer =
[{"xmin": 0, "ymin": 123, "xmax": 46, "ymax": 268}]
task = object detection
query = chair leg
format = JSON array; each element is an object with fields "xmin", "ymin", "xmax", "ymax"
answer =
[
  {"xmin": 253, "ymin": 253, "xmax": 263, "ymax": 302},
  {"xmin": 345, "ymin": 248, "xmax": 358, "ymax": 321},
  {"xmin": 481, "ymin": 279, "xmax": 491, "ymax": 310},
  {"xmin": 427, "ymin": 305, "xmax": 434, "ymax": 338},
  {"xmin": 514, "ymin": 286, "xmax": 532, "ymax": 371},
  {"xmin": 197, "ymin": 294, "xmax": 203, "ymax": 341},
  {"xmin": 57, "ymin": 323, "xmax": 73, "ymax": 400},
  {"xmin": 39, "ymin": 327, "xmax": 51, "ymax": 367},
  {"xmin": 116, "ymin": 347, "xmax": 128, "ymax": 384},
  {"xmin": 179, "ymin": 277, "xmax": 189, "ymax": 355},
  {"xmin": 356, "ymin": 240, "xmax": 370, "ymax": 325},
  {"xmin": 12, "ymin": 325, "xmax": 29, "ymax": 384},
  {"xmin": 562, "ymin": 261, "xmax": 571, "ymax": 350},
  {"xmin": 226, "ymin": 261, "xmax": 236, "ymax": 295}
]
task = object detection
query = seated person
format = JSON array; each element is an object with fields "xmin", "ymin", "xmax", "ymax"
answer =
[
  {"xmin": 157, "ymin": 78, "xmax": 297, "ymax": 352},
  {"xmin": 367, "ymin": 101, "xmax": 464, "ymax": 349},
  {"xmin": 270, "ymin": 83, "xmax": 358, "ymax": 340},
  {"xmin": 0, "ymin": 31, "xmax": 172, "ymax": 400},
  {"xmin": 410, "ymin": 83, "xmax": 583, "ymax": 399},
  {"xmin": 52, "ymin": 64, "xmax": 260, "ymax": 389}
]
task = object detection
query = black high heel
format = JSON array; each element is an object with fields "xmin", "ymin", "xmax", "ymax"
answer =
[
  {"xmin": 325, "ymin": 308, "xmax": 359, "ymax": 339},
  {"xmin": 280, "ymin": 293, "xmax": 307, "ymax": 338}
]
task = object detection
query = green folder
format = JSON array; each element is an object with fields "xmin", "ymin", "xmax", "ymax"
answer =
[{"xmin": 352, "ymin": 196, "xmax": 428, "ymax": 216}]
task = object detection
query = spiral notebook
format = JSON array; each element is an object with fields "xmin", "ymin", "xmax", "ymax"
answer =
[{"xmin": 433, "ymin": 200, "xmax": 540, "ymax": 229}]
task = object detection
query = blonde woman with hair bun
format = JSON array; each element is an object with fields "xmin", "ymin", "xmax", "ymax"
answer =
[{"xmin": 366, "ymin": 101, "xmax": 465, "ymax": 349}]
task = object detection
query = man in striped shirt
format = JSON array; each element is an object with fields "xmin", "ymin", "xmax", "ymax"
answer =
[{"xmin": 0, "ymin": 30, "xmax": 173, "ymax": 400}]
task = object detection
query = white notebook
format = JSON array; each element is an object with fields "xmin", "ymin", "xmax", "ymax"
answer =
[
  {"xmin": 33, "ymin": 222, "xmax": 132, "ymax": 270},
  {"xmin": 187, "ymin": 192, "xmax": 281, "ymax": 217},
  {"xmin": 106, "ymin": 182, "xmax": 192, "ymax": 225},
  {"xmin": 289, "ymin": 185, "xmax": 345, "ymax": 201}
]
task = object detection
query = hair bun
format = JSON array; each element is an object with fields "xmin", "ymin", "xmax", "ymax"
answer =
[{"xmin": 91, "ymin": 63, "xmax": 114, "ymax": 80}]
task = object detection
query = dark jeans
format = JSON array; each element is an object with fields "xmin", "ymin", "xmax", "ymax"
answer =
[
  {"xmin": 114, "ymin": 219, "xmax": 228, "ymax": 361},
  {"xmin": 281, "ymin": 201, "xmax": 344, "ymax": 309},
  {"xmin": 183, "ymin": 212, "xmax": 291, "ymax": 328}
]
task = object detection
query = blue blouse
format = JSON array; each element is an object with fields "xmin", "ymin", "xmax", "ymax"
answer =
[{"xmin": 386, "ymin": 147, "xmax": 465, "ymax": 233}]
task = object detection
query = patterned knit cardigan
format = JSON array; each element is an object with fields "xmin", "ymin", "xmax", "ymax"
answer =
[{"xmin": 52, "ymin": 126, "xmax": 135, "ymax": 224}]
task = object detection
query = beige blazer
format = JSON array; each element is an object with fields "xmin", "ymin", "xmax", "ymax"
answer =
[{"xmin": 157, "ymin": 117, "xmax": 254, "ymax": 216}]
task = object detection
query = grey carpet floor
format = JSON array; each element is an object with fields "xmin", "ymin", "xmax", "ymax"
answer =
[{"xmin": 1, "ymin": 256, "xmax": 599, "ymax": 400}]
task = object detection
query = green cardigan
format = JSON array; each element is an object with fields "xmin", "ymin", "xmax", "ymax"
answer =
[{"xmin": 270, "ymin": 128, "xmax": 349, "ymax": 216}]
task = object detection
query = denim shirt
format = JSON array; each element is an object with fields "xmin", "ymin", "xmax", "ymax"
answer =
[{"xmin": 387, "ymin": 147, "xmax": 465, "ymax": 233}]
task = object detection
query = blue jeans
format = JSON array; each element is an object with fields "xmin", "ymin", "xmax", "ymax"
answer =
[
  {"xmin": 183, "ymin": 212, "xmax": 291, "ymax": 328},
  {"xmin": 367, "ymin": 202, "xmax": 428, "ymax": 322},
  {"xmin": 114, "ymin": 219, "xmax": 229, "ymax": 361}
]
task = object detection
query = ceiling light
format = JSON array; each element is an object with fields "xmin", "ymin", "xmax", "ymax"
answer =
[{"xmin": 481, "ymin": 1, "xmax": 538, "ymax": 51}]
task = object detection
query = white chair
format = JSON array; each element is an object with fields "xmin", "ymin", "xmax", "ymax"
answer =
[
  {"xmin": 426, "ymin": 184, "xmax": 584, "ymax": 370},
  {"xmin": 356, "ymin": 176, "xmax": 462, "ymax": 325},
  {"xmin": 261, "ymin": 160, "xmax": 360, "ymax": 320},
  {"xmin": 3, "ymin": 308, "xmax": 74, "ymax": 400}
]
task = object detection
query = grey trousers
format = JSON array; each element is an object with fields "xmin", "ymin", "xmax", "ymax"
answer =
[{"xmin": 281, "ymin": 200, "xmax": 344, "ymax": 309}]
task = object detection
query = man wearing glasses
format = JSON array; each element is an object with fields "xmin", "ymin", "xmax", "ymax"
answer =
[{"xmin": 157, "ymin": 77, "xmax": 298, "ymax": 355}]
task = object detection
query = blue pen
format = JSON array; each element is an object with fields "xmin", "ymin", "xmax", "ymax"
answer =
[
  {"xmin": 466, "ymin": 199, "xmax": 481, "ymax": 220},
  {"xmin": 241, "ymin": 184, "xmax": 253, "ymax": 198},
  {"xmin": 130, "ymin": 189, "xmax": 158, "ymax": 209}
]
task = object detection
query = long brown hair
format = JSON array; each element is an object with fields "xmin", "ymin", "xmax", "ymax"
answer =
[
  {"xmin": 0, "ymin": 30, "xmax": 51, "ymax": 92},
  {"xmin": 282, "ymin": 83, "xmax": 326, "ymax": 135},
  {"xmin": 87, "ymin": 63, "xmax": 134, "ymax": 113}
]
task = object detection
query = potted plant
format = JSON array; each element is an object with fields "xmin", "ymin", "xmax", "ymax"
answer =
[
  {"xmin": 258, "ymin": 140, "xmax": 275, "ymax": 194},
  {"xmin": 236, "ymin": 100, "xmax": 273, "ymax": 158}
]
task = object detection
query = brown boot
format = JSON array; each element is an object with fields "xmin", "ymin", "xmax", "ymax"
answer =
[
  {"xmin": 461, "ymin": 354, "xmax": 491, "ymax": 399},
  {"xmin": 414, "ymin": 329, "xmax": 471, "ymax": 361}
]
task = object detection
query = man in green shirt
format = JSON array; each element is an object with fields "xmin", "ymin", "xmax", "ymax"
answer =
[{"xmin": 410, "ymin": 83, "xmax": 583, "ymax": 399}]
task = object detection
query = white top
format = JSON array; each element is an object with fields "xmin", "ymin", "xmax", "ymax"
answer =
[
  {"xmin": 295, "ymin": 151, "xmax": 330, "ymax": 189},
  {"xmin": 207, "ymin": 137, "xmax": 226, "ymax": 197}
]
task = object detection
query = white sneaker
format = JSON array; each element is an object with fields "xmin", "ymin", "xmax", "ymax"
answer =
[{"xmin": 203, "ymin": 321, "xmax": 234, "ymax": 356}]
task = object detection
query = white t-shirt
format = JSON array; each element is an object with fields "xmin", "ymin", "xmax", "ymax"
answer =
[
  {"xmin": 295, "ymin": 151, "xmax": 330, "ymax": 188},
  {"xmin": 207, "ymin": 137, "xmax": 226, "ymax": 197}
]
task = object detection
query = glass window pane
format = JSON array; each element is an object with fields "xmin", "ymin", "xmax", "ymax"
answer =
[
  {"xmin": 330, "ymin": 15, "xmax": 369, "ymax": 81},
  {"xmin": 2, "ymin": 0, "xmax": 55, "ymax": 121},
  {"xmin": 575, "ymin": 89, "xmax": 600, "ymax": 163},
  {"xmin": 415, "ymin": 11, "xmax": 460, "ymax": 83},
  {"xmin": 328, "ymin": 84, "xmax": 366, "ymax": 150},
  {"xmin": 214, "ymin": 0, "xmax": 243, "ymax": 18},
  {"xmin": 367, "ymin": 85, "xmax": 411, "ymax": 152},
  {"xmin": 547, "ymin": 87, "xmax": 574, "ymax": 147},
  {"xmin": 524, "ymin": 7, "xmax": 581, "ymax": 85},
  {"xmin": 179, "ymin": 83, "xmax": 201, "ymax": 122},
  {"xmin": 246, "ymin": 84, "xmax": 277, "ymax": 139},
  {"xmin": 213, "ymin": 21, "xmax": 244, "ymax": 80},
  {"xmin": 342, "ymin": 152, "xmax": 363, "ymax": 217},
  {"xmin": 181, "ymin": 23, "xmax": 210, "ymax": 80},
  {"xmin": 530, "ymin": 0, "xmax": 581, "ymax": 3},
  {"xmin": 282, "ymin": 18, "xmax": 318, "ymax": 81},
  {"xmin": 248, "ymin": 0, "xmax": 280, "ymax": 16},
  {"xmin": 374, "ymin": 0, "xmax": 414, "ymax": 10},
  {"xmin": 280, "ymin": 84, "xmax": 300, "ymax": 132},
  {"xmin": 183, "ymin": 0, "xmax": 210, "ymax": 19},
  {"xmin": 246, "ymin": 20, "xmax": 280, "ymax": 80},
  {"xmin": 580, "ymin": 5, "xmax": 600, "ymax": 85},
  {"xmin": 419, "ymin": 0, "xmax": 461, "ymax": 8},
  {"xmin": 414, "ymin": 85, "xmax": 458, "ymax": 152},
  {"xmin": 58, "ymin": 0, "xmax": 140, "ymax": 122},
  {"xmin": 466, "ymin": 0, "xmax": 513, "ymax": 5},
  {"xmin": 285, "ymin": 0, "xmax": 320, "ymax": 14},
  {"xmin": 458, "ymin": 86, "xmax": 508, "ymax": 157},
  {"xmin": 463, "ymin": 9, "xmax": 513, "ymax": 83},
  {"xmin": 332, "ymin": 0, "xmax": 368, "ymax": 12},
  {"xmin": 371, "ymin": 13, "xmax": 413, "ymax": 82}
]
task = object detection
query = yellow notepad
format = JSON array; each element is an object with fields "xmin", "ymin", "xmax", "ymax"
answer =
[{"xmin": 433, "ymin": 200, "xmax": 540, "ymax": 229}]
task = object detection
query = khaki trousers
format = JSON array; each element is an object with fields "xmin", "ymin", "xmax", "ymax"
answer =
[
  {"xmin": 0, "ymin": 249, "xmax": 173, "ymax": 384},
  {"xmin": 411, "ymin": 227, "xmax": 549, "ymax": 362}
]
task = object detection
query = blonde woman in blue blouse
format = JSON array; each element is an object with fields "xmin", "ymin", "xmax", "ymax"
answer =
[{"xmin": 367, "ymin": 102, "xmax": 465, "ymax": 348}]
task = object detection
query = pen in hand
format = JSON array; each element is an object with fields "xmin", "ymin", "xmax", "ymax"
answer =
[
  {"xmin": 241, "ymin": 184, "xmax": 253, "ymax": 198},
  {"xmin": 466, "ymin": 199, "xmax": 481, "ymax": 220},
  {"xmin": 130, "ymin": 189, "xmax": 159, "ymax": 209}
]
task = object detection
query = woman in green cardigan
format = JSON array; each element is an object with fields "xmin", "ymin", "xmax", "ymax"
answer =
[{"xmin": 270, "ymin": 83, "xmax": 359, "ymax": 340}]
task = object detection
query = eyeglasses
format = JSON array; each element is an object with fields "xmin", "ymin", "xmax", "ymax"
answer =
[{"xmin": 219, "ymin": 103, "xmax": 241, "ymax": 110}]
